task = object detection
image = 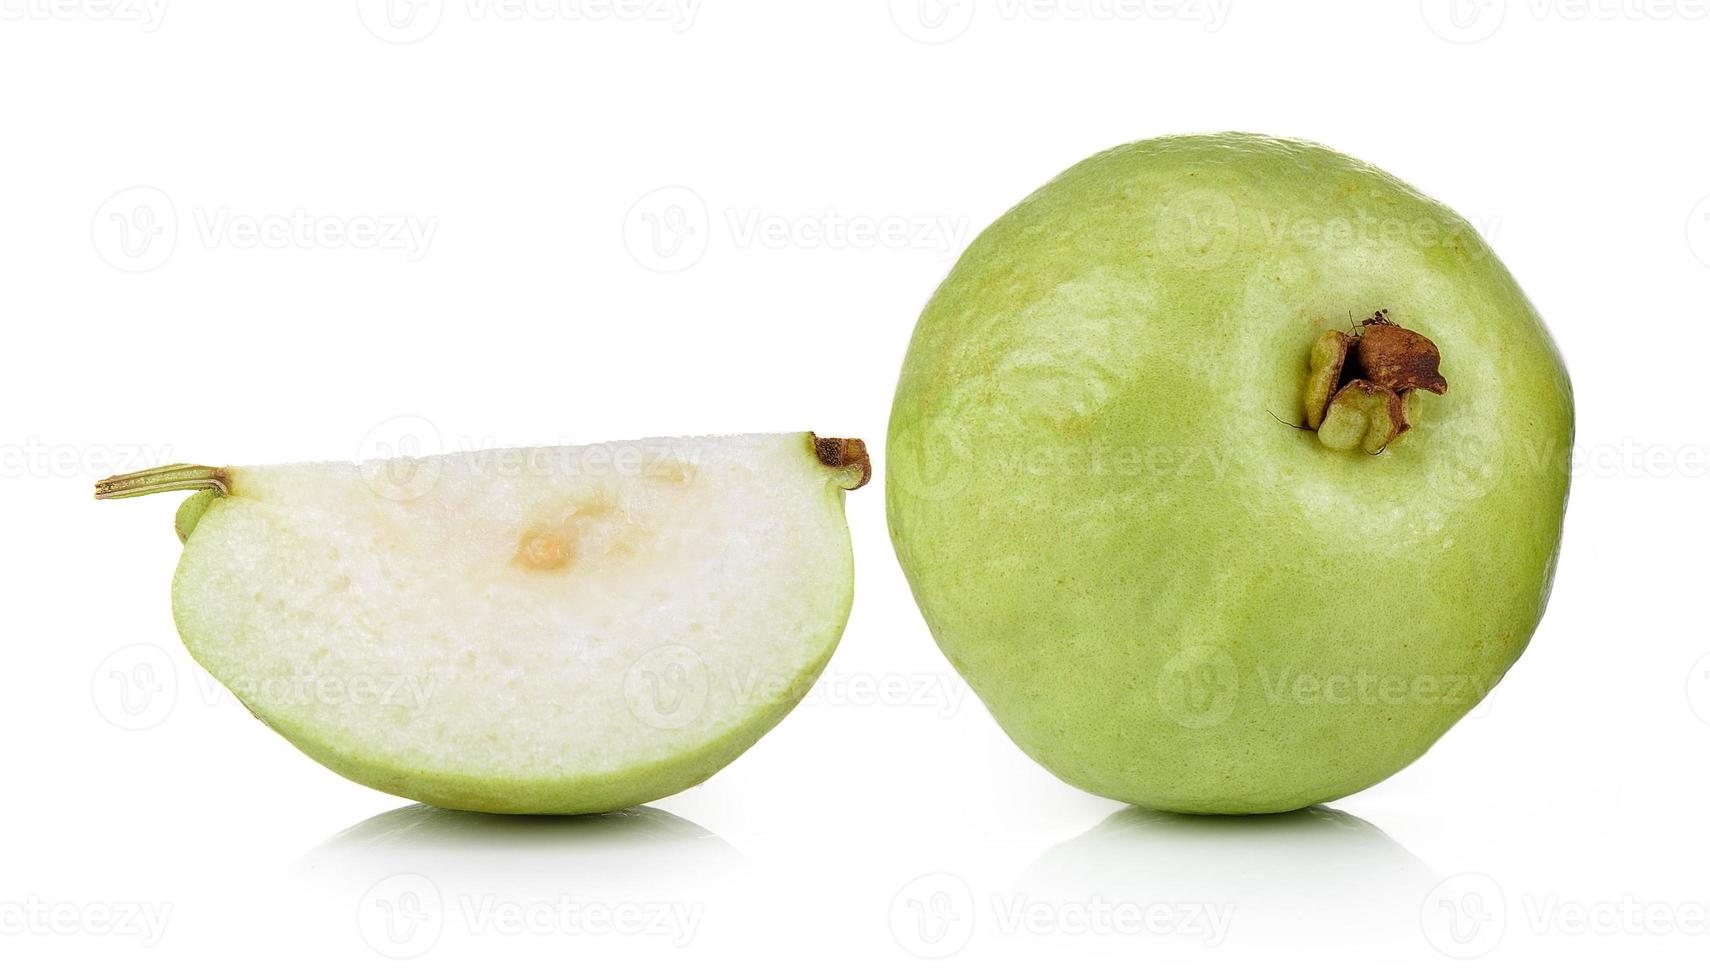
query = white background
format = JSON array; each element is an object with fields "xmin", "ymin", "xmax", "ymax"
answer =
[{"xmin": 5, "ymin": 0, "xmax": 1708, "ymax": 975}]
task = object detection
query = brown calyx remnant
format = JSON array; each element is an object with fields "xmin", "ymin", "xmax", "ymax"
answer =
[
  {"xmin": 813, "ymin": 435, "xmax": 871, "ymax": 490},
  {"xmin": 1302, "ymin": 311, "xmax": 1447, "ymax": 454}
]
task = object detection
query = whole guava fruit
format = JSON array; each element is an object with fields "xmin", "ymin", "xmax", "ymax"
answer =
[{"xmin": 887, "ymin": 133, "xmax": 1572, "ymax": 814}]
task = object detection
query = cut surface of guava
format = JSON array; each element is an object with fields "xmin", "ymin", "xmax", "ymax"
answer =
[{"xmin": 138, "ymin": 432, "xmax": 865, "ymax": 814}]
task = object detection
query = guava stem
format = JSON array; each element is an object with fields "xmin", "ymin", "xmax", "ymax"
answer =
[{"xmin": 94, "ymin": 464, "xmax": 230, "ymax": 500}]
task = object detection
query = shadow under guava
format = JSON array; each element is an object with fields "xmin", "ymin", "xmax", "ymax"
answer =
[
  {"xmin": 1019, "ymin": 805, "xmax": 1440, "ymax": 955},
  {"xmin": 296, "ymin": 803, "xmax": 745, "ymax": 891}
]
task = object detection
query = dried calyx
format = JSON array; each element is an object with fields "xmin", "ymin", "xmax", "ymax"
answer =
[
  {"xmin": 1303, "ymin": 311, "xmax": 1447, "ymax": 454},
  {"xmin": 813, "ymin": 435, "xmax": 872, "ymax": 489}
]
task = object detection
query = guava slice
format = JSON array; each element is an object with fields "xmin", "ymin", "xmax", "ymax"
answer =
[{"xmin": 98, "ymin": 432, "xmax": 869, "ymax": 814}]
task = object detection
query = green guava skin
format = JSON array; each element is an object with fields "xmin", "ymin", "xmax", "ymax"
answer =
[{"xmin": 887, "ymin": 133, "xmax": 1573, "ymax": 814}]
